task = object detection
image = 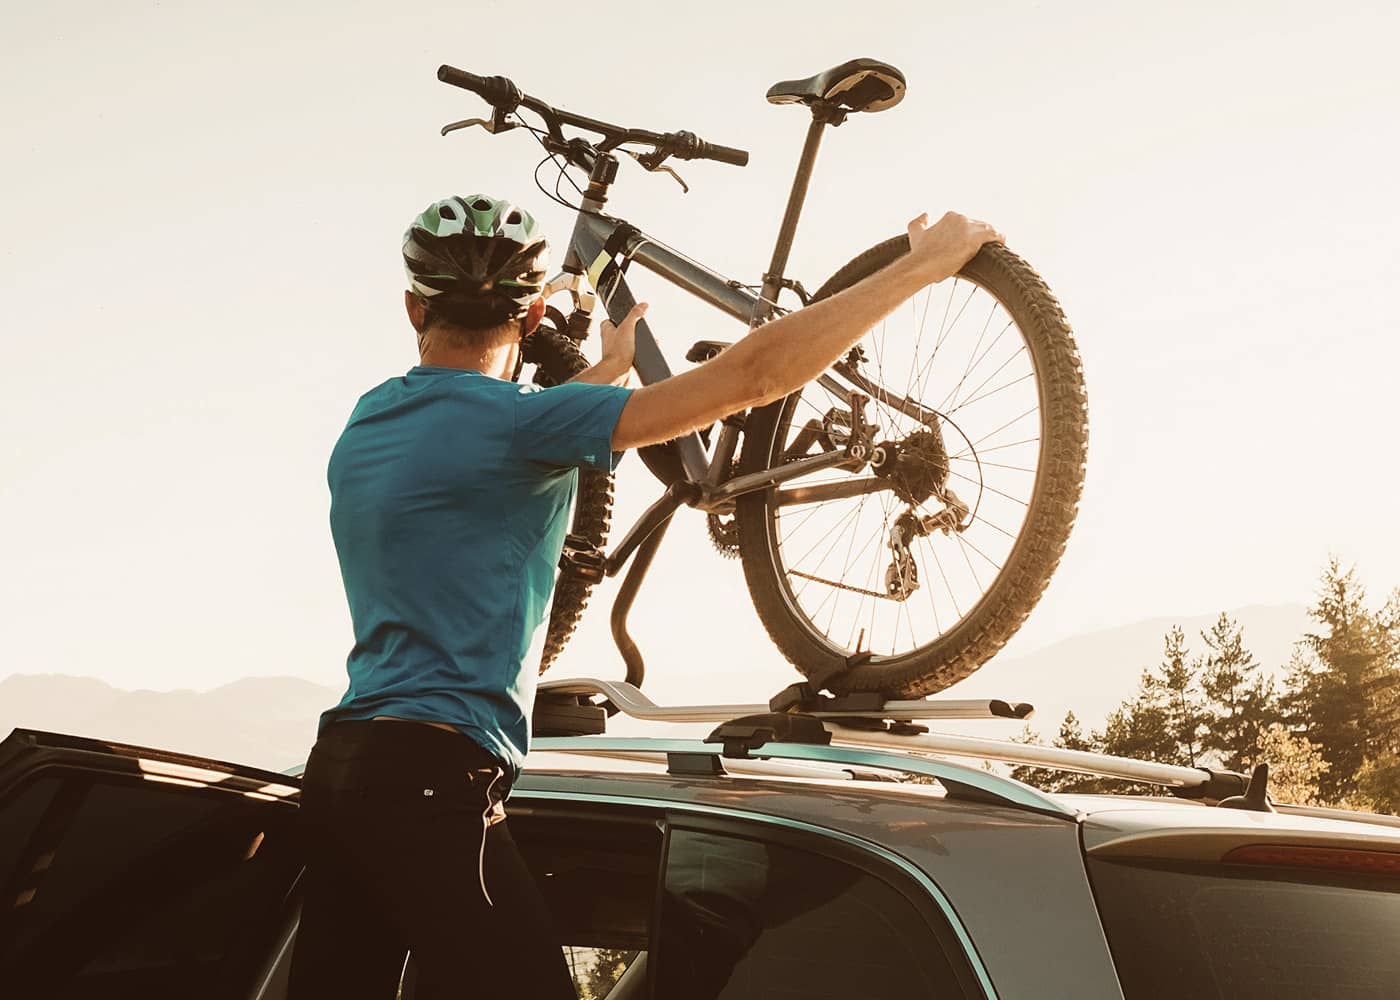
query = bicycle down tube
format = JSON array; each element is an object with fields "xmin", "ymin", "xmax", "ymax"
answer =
[{"xmin": 567, "ymin": 210, "xmax": 758, "ymax": 484}]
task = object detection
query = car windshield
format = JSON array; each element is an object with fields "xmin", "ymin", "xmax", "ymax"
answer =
[{"xmin": 1087, "ymin": 857, "xmax": 1400, "ymax": 999}]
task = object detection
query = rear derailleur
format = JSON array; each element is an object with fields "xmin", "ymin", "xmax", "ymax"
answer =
[{"xmin": 883, "ymin": 495, "xmax": 970, "ymax": 601}]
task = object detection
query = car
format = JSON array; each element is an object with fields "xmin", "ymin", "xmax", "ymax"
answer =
[{"xmin": 3, "ymin": 675, "xmax": 1399, "ymax": 999}]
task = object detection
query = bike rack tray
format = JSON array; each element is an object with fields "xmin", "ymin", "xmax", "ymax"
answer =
[{"xmin": 535, "ymin": 676, "xmax": 1034, "ymax": 727}]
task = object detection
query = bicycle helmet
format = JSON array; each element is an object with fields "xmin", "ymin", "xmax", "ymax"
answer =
[{"xmin": 402, "ymin": 194, "xmax": 549, "ymax": 325}]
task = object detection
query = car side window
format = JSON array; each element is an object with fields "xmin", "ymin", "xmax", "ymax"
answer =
[
  {"xmin": 0, "ymin": 771, "xmax": 301, "ymax": 1000},
  {"xmin": 507, "ymin": 809, "xmax": 662, "ymax": 1000},
  {"xmin": 654, "ymin": 827, "xmax": 976, "ymax": 999}
]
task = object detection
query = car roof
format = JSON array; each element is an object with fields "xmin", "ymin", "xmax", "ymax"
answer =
[{"xmin": 523, "ymin": 739, "xmax": 1400, "ymax": 847}]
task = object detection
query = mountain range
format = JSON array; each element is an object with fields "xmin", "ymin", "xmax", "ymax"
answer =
[{"xmin": 0, "ymin": 603, "xmax": 1310, "ymax": 771}]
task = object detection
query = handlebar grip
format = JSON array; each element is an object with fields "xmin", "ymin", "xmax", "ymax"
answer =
[
  {"xmin": 699, "ymin": 141, "xmax": 749, "ymax": 167},
  {"xmin": 438, "ymin": 65, "xmax": 485, "ymax": 92},
  {"xmin": 437, "ymin": 65, "xmax": 523, "ymax": 111}
]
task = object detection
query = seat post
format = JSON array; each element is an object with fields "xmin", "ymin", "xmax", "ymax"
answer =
[{"xmin": 755, "ymin": 103, "xmax": 844, "ymax": 324}]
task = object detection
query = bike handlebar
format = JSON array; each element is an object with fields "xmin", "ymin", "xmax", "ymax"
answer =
[{"xmin": 437, "ymin": 65, "xmax": 750, "ymax": 168}]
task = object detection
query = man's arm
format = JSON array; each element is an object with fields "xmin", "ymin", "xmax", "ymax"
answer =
[{"xmin": 609, "ymin": 212, "xmax": 1001, "ymax": 453}]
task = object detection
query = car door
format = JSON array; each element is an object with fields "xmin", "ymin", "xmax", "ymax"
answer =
[
  {"xmin": 651, "ymin": 816, "xmax": 987, "ymax": 999},
  {"xmin": 0, "ymin": 728, "xmax": 303, "ymax": 1000}
]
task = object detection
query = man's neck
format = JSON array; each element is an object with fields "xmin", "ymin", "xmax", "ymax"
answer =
[{"xmin": 418, "ymin": 342, "xmax": 514, "ymax": 379}]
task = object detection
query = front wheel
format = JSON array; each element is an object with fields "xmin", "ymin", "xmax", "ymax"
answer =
[{"xmin": 735, "ymin": 239, "xmax": 1088, "ymax": 697}]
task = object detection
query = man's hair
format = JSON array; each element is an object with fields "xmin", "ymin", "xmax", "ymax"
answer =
[{"xmin": 416, "ymin": 294, "xmax": 522, "ymax": 351}]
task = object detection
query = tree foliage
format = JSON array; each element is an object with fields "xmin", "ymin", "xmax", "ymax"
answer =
[
  {"xmin": 1009, "ymin": 560, "xmax": 1400, "ymax": 815},
  {"xmin": 1284, "ymin": 558, "xmax": 1400, "ymax": 803}
]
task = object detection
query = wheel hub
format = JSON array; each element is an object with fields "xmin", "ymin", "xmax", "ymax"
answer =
[{"xmin": 872, "ymin": 429, "xmax": 949, "ymax": 506}]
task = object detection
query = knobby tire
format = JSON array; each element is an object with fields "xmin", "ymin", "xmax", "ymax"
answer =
[
  {"xmin": 735, "ymin": 239, "xmax": 1088, "ymax": 697},
  {"xmin": 524, "ymin": 328, "xmax": 616, "ymax": 673}
]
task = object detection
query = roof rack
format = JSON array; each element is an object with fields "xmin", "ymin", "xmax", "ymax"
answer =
[
  {"xmin": 532, "ymin": 734, "xmax": 1079, "ymax": 819},
  {"xmin": 533, "ymin": 677, "xmax": 1251, "ymax": 804}
]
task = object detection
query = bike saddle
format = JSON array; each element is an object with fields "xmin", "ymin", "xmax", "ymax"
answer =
[{"xmin": 766, "ymin": 58, "xmax": 906, "ymax": 114}]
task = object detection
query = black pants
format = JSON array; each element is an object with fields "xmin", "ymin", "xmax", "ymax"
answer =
[{"xmin": 287, "ymin": 720, "xmax": 576, "ymax": 999}]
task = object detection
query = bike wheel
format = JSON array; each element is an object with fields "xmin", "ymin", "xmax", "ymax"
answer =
[
  {"xmin": 521, "ymin": 325, "xmax": 616, "ymax": 673},
  {"xmin": 735, "ymin": 238, "xmax": 1087, "ymax": 697}
]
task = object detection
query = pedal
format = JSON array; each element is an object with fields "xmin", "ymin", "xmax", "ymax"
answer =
[{"xmin": 558, "ymin": 534, "xmax": 606, "ymax": 583}]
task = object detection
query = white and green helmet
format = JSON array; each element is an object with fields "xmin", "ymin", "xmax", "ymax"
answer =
[{"xmin": 402, "ymin": 194, "xmax": 549, "ymax": 324}]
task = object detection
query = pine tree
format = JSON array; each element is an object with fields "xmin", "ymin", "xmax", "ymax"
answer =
[
  {"xmin": 1251, "ymin": 723, "xmax": 1329, "ymax": 806},
  {"xmin": 1098, "ymin": 627, "xmax": 1204, "ymax": 768},
  {"xmin": 1197, "ymin": 613, "xmax": 1279, "ymax": 771},
  {"xmin": 1356, "ymin": 755, "xmax": 1400, "ymax": 815},
  {"xmin": 1285, "ymin": 559, "xmax": 1400, "ymax": 802}
]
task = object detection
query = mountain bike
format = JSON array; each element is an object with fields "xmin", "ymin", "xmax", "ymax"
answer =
[{"xmin": 436, "ymin": 58, "xmax": 1088, "ymax": 698}]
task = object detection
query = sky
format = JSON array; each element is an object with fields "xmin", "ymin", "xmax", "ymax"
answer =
[{"xmin": 2, "ymin": 0, "xmax": 1397, "ymax": 713}]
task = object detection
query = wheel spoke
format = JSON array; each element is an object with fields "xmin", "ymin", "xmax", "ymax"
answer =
[{"xmin": 748, "ymin": 245, "xmax": 1080, "ymax": 683}]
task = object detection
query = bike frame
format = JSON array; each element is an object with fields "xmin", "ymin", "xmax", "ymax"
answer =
[{"xmin": 542, "ymin": 106, "xmax": 927, "ymax": 684}]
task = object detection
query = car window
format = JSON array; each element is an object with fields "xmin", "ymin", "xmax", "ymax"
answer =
[
  {"xmin": 654, "ymin": 827, "xmax": 976, "ymax": 999},
  {"xmin": 1088, "ymin": 857, "xmax": 1400, "ymax": 999},
  {"xmin": 509, "ymin": 810, "xmax": 662, "ymax": 999},
  {"xmin": 0, "ymin": 771, "xmax": 300, "ymax": 999}
]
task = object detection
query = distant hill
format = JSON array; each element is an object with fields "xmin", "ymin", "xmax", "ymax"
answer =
[
  {"xmin": 1, "ymin": 604, "xmax": 1311, "ymax": 767},
  {"xmin": 0, "ymin": 674, "xmax": 340, "ymax": 772},
  {"xmin": 942, "ymin": 603, "xmax": 1310, "ymax": 737}
]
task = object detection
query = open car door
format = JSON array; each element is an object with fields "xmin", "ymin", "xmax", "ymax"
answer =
[{"xmin": 0, "ymin": 728, "xmax": 304, "ymax": 1000}]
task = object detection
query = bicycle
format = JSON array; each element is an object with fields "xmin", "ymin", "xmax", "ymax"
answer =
[{"xmin": 436, "ymin": 58, "xmax": 1088, "ymax": 699}]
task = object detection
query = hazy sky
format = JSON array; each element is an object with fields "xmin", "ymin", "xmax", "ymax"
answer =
[{"xmin": 3, "ymin": 0, "xmax": 1397, "ymax": 712}]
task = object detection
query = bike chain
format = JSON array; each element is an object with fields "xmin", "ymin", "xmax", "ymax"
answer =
[{"xmin": 787, "ymin": 569, "xmax": 893, "ymax": 601}]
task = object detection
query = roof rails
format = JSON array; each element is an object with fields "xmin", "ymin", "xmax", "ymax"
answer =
[
  {"xmin": 532, "ymin": 734, "xmax": 1079, "ymax": 819},
  {"xmin": 533, "ymin": 677, "xmax": 1251, "ymax": 804}
]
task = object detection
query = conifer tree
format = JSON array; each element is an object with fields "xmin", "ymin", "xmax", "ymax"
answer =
[
  {"xmin": 1100, "ymin": 627, "xmax": 1204, "ymax": 767},
  {"xmin": 1285, "ymin": 559, "xmax": 1400, "ymax": 802},
  {"xmin": 1197, "ymin": 613, "xmax": 1279, "ymax": 771}
]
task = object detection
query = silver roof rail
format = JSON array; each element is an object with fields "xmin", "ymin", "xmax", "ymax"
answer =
[
  {"xmin": 535, "ymin": 677, "xmax": 1250, "ymax": 803},
  {"xmin": 531, "ymin": 736, "xmax": 1078, "ymax": 819}
]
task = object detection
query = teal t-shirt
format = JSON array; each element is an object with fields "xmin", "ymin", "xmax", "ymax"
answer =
[{"xmin": 319, "ymin": 366, "xmax": 632, "ymax": 776}]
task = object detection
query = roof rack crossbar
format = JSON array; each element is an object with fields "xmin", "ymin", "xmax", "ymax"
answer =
[
  {"xmin": 834, "ymin": 727, "xmax": 1244, "ymax": 798},
  {"xmin": 530, "ymin": 736, "xmax": 1077, "ymax": 819}
]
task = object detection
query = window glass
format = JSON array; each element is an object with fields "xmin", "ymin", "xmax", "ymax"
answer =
[
  {"xmin": 655, "ymin": 828, "xmax": 972, "ymax": 999},
  {"xmin": 511, "ymin": 812, "xmax": 662, "ymax": 998},
  {"xmin": 0, "ymin": 772, "xmax": 300, "ymax": 999},
  {"xmin": 1089, "ymin": 857, "xmax": 1400, "ymax": 999},
  {"xmin": 563, "ymin": 947, "xmax": 642, "ymax": 1000},
  {"xmin": 0, "ymin": 776, "xmax": 59, "ymax": 894}
]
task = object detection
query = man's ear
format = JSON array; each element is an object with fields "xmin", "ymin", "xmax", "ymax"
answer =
[
  {"xmin": 405, "ymin": 290, "xmax": 429, "ymax": 333},
  {"xmin": 521, "ymin": 296, "xmax": 546, "ymax": 337}
]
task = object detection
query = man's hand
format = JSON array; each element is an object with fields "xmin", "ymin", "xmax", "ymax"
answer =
[
  {"xmin": 568, "ymin": 302, "xmax": 646, "ymax": 386},
  {"xmin": 600, "ymin": 302, "xmax": 645, "ymax": 375},
  {"xmin": 906, "ymin": 212, "xmax": 1004, "ymax": 284}
]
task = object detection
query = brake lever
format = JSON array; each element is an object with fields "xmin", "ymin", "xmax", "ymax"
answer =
[
  {"xmin": 440, "ymin": 108, "xmax": 519, "ymax": 137},
  {"xmin": 621, "ymin": 149, "xmax": 689, "ymax": 193}
]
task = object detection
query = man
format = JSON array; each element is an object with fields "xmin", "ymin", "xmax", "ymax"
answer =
[{"xmin": 288, "ymin": 194, "xmax": 1000, "ymax": 998}]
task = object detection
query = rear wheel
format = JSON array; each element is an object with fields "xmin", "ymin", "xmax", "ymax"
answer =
[
  {"xmin": 735, "ymin": 239, "xmax": 1088, "ymax": 696},
  {"xmin": 521, "ymin": 324, "xmax": 615, "ymax": 673}
]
